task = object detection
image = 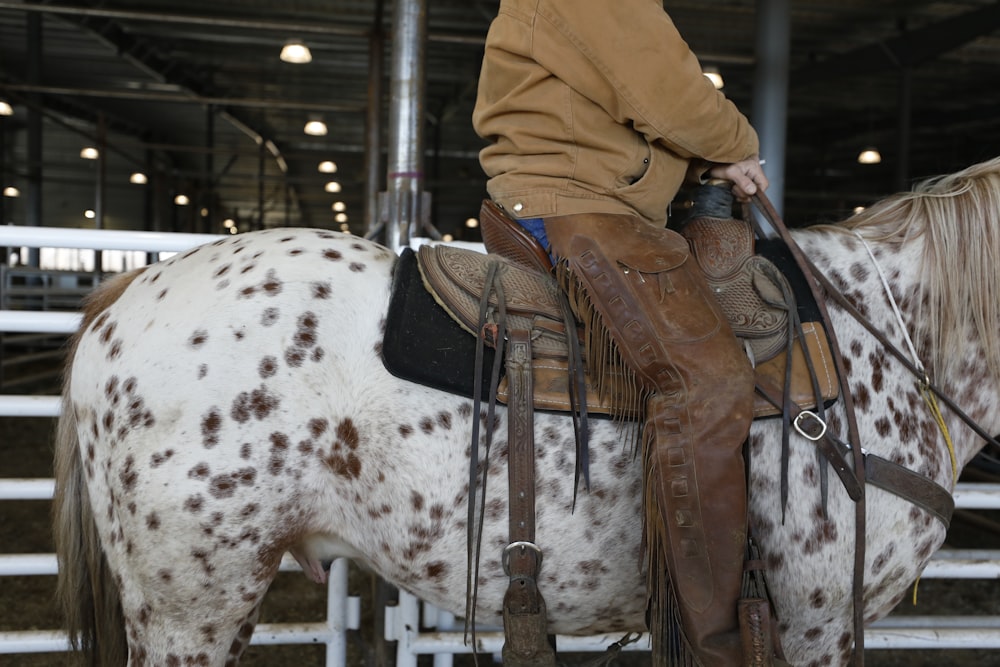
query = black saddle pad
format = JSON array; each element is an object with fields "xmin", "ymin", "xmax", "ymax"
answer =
[
  {"xmin": 381, "ymin": 241, "xmax": 824, "ymax": 408},
  {"xmin": 382, "ymin": 247, "xmax": 498, "ymax": 399}
]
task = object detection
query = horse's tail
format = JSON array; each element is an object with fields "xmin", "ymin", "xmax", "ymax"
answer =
[{"xmin": 53, "ymin": 268, "xmax": 146, "ymax": 666}]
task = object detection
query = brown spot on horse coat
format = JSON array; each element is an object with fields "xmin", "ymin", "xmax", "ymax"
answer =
[
  {"xmin": 201, "ymin": 409, "xmax": 222, "ymax": 448},
  {"xmin": 231, "ymin": 385, "xmax": 280, "ymax": 423}
]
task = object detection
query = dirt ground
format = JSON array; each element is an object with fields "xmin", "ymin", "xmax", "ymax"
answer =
[{"xmin": 1, "ymin": 413, "xmax": 998, "ymax": 666}]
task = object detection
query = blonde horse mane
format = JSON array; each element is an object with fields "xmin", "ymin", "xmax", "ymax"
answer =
[{"xmin": 813, "ymin": 156, "xmax": 1000, "ymax": 383}]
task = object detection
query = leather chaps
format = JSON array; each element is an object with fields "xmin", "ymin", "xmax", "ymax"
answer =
[{"xmin": 543, "ymin": 212, "xmax": 754, "ymax": 666}]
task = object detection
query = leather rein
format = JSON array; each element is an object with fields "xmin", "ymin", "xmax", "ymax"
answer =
[{"xmin": 751, "ymin": 192, "xmax": 1000, "ymax": 666}]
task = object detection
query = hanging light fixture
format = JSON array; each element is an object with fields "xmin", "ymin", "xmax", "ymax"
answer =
[
  {"xmin": 3, "ymin": 186, "xmax": 20, "ymax": 197},
  {"xmin": 280, "ymin": 40, "xmax": 312, "ymax": 64},
  {"xmin": 304, "ymin": 116, "xmax": 328, "ymax": 136},
  {"xmin": 129, "ymin": 172, "xmax": 148, "ymax": 185},
  {"xmin": 318, "ymin": 160, "xmax": 338, "ymax": 173},
  {"xmin": 174, "ymin": 194, "xmax": 190, "ymax": 205},
  {"xmin": 324, "ymin": 181, "xmax": 341, "ymax": 193},
  {"xmin": 80, "ymin": 146, "xmax": 99, "ymax": 160},
  {"xmin": 0, "ymin": 100, "xmax": 13, "ymax": 116},
  {"xmin": 857, "ymin": 147, "xmax": 882, "ymax": 165}
]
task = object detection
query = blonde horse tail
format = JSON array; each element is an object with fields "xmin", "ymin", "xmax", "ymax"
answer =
[{"xmin": 53, "ymin": 268, "xmax": 146, "ymax": 666}]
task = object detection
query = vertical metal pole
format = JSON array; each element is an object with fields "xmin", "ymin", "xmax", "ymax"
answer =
[
  {"xmin": 895, "ymin": 67, "xmax": 912, "ymax": 191},
  {"xmin": 364, "ymin": 1, "xmax": 385, "ymax": 238},
  {"xmin": 26, "ymin": 12, "xmax": 42, "ymax": 267},
  {"xmin": 752, "ymin": 0, "xmax": 790, "ymax": 231},
  {"xmin": 95, "ymin": 115, "xmax": 106, "ymax": 231},
  {"xmin": 94, "ymin": 115, "xmax": 106, "ymax": 276},
  {"xmin": 383, "ymin": 0, "xmax": 427, "ymax": 252},
  {"xmin": 257, "ymin": 141, "xmax": 265, "ymax": 231},
  {"xmin": 0, "ymin": 115, "xmax": 6, "ymax": 237},
  {"xmin": 205, "ymin": 105, "xmax": 215, "ymax": 233}
]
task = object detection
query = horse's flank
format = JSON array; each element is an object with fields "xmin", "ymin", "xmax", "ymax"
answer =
[{"xmin": 53, "ymin": 267, "xmax": 146, "ymax": 666}]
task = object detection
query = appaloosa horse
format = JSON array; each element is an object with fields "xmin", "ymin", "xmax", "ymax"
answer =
[{"xmin": 54, "ymin": 157, "xmax": 1000, "ymax": 666}]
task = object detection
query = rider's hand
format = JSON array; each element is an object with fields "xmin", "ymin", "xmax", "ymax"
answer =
[{"xmin": 706, "ymin": 156, "xmax": 769, "ymax": 202}]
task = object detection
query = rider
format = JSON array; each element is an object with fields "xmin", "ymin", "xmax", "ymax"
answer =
[{"xmin": 473, "ymin": 0, "xmax": 769, "ymax": 664}]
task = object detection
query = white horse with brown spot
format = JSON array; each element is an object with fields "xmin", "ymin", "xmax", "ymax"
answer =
[{"xmin": 54, "ymin": 158, "xmax": 1000, "ymax": 665}]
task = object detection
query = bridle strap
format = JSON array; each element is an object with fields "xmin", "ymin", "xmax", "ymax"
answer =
[
  {"xmin": 751, "ymin": 192, "xmax": 868, "ymax": 665},
  {"xmin": 795, "ymin": 245, "xmax": 1000, "ymax": 452}
]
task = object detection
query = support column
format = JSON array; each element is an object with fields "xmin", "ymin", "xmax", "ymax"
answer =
[
  {"xmin": 895, "ymin": 67, "xmax": 912, "ymax": 191},
  {"xmin": 26, "ymin": 12, "xmax": 42, "ymax": 267},
  {"xmin": 364, "ymin": 0, "xmax": 385, "ymax": 238},
  {"xmin": 205, "ymin": 105, "xmax": 215, "ymax": 233},
  {"xmin": 752, "ymin": 0, "xmax": 790, "ymax": 232},
  {"xmin": 381, "ymin": 0, "xmax": 429, "ymax": 252}
]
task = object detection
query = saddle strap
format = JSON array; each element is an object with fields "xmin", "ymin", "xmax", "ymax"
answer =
[
  {"xmin": 502, "ymin": 329, "xmax": 556, "ymax": 667},
  {"xmin": 755, "ymin": 376, "xmax": 954, "ymax": 527},
  {"xmin": 755, "ymin": 377, "xmax": 862, "ymax": 502}
]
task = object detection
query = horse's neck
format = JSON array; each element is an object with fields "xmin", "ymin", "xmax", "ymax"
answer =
[{"xmin": 792, "ymin": 226, "xmax": 993, "ymax": 479}]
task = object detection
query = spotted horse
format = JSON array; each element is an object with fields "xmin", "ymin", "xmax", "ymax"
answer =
[{"xmin": 54, "ymin": 157, "xmax": 1000, "ymax": 666}]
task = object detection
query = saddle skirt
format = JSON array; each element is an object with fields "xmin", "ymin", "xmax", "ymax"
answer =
[{"xmin": 417, "ymin": 227, "xmax": 839, "ymax": 420}]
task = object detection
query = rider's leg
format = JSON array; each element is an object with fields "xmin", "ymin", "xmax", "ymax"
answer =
[{"xmin": 544, "ymin": 211, "xmax": 754, "ymax": 666}]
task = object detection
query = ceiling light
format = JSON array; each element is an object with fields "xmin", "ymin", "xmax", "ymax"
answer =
[
  {"xmin": 339, "ymin": 222, "xmax": 350, "ymax": 232},
  {"xmin": 325, "ymin": 181, "xmax": 341, "ymax": 193},
  {"xmin": 223, "ymin": 218, "xmax": 235, "ymax": 228},
  {"xmin": 229, "ymin": 226, "xmax": 238, "ymax": 235},
  {"xmin": 465, "ymin": 217, "xmax": 479, "ymax": 229},
  {"xmin": 84, "ymin": 209, "xmax": 96, "ymax": 219},
  {"xmin": 280, "ymin": 40, "xmax": 312, "ymax": 64},
  {"xmin": 3, "ymin": 186, "xmax": 19, "ymax": 197},
  {"xmin": 332, "ymin": 201, "xmax": 346, "ymax": 212},
  {"xmin": 174, "ymin": 194, "xmax": 190, "ymax": 205},
  {"xmin": 304, "ymin": 117, "xmax": 328, "ymax": 136},
  {"xmin": 335, "ymin": 213, "xmax": 348, "ymax": 223},
  {"xmin": 318, "ymin": 160, "xmax": 338, "ymax": 173},
  {"xmin": 857, "ymin": 147, "xmax": 882, "ymax": 165},
  {"xmin": 0, "ymin": 101, "xmax": 12, "ymax": 116},
  {"xmin": 853, "ymin": 206, "xmax": 866, "ymax": 215},
  {"xmin": 80, "ymin": 146, "xmax": 99, "ymax": 160},
  {"xmin": 442, "ymin": 234, "xmax": 454, "ymax": 243},
  {"xmin": 129, "ymin": 172, "xmax": 148, "ymax": 184},
  {"xmin": 703, "ymin": 67, "xmax": 724, "ymax": 90}
]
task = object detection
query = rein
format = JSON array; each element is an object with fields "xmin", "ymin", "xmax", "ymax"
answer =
[{"xmin": 751, "ymin": 192, "xmax": 868, "ymax": 666}]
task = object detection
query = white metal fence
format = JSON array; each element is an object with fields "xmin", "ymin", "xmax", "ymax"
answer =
[{"xmin": 1, "ymin": 224, "xmax": 999, "ymax": 665}]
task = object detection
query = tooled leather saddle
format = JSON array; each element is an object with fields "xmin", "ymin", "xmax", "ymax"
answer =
[{"xmin": 415, "ymin": 199, "xmax": 839, "ymax": 421}]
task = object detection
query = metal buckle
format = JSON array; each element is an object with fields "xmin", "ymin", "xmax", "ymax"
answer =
[
  {"xmin": 502, "ymin": 541, "xmax": 543, "ymax": 576},
  {"xmin": 793, "ymin": 410, "xmax": 827, "ymax": 441}
]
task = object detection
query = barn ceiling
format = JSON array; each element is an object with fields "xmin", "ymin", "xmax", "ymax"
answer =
[{"xmin": 1, "ymin": 0, "xmax": 999, "ymax": 242}]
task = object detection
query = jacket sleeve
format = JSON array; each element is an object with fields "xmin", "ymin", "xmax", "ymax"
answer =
[{"xmin": 528, "ymin": 0, "xmax": 758, "ymax": 162}]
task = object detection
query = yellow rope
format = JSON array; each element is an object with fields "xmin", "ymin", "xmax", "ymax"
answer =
[
  {"xmin": 910, "ymin": 379, "xmax": 956, "ymax": 608},
  {"xmin": 919, "ymin": 379, "xmax": 958, "ymax": 485}
]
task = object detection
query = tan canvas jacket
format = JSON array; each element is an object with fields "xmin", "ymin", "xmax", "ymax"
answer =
[{"xmin": 473, "ymin": 0, "xmax": 760, "ymax": 227}]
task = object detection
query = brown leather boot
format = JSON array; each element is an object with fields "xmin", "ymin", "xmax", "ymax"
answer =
[{"xmin": 544, "ymin": 212, "xmax": 754, "ymax": 666}]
